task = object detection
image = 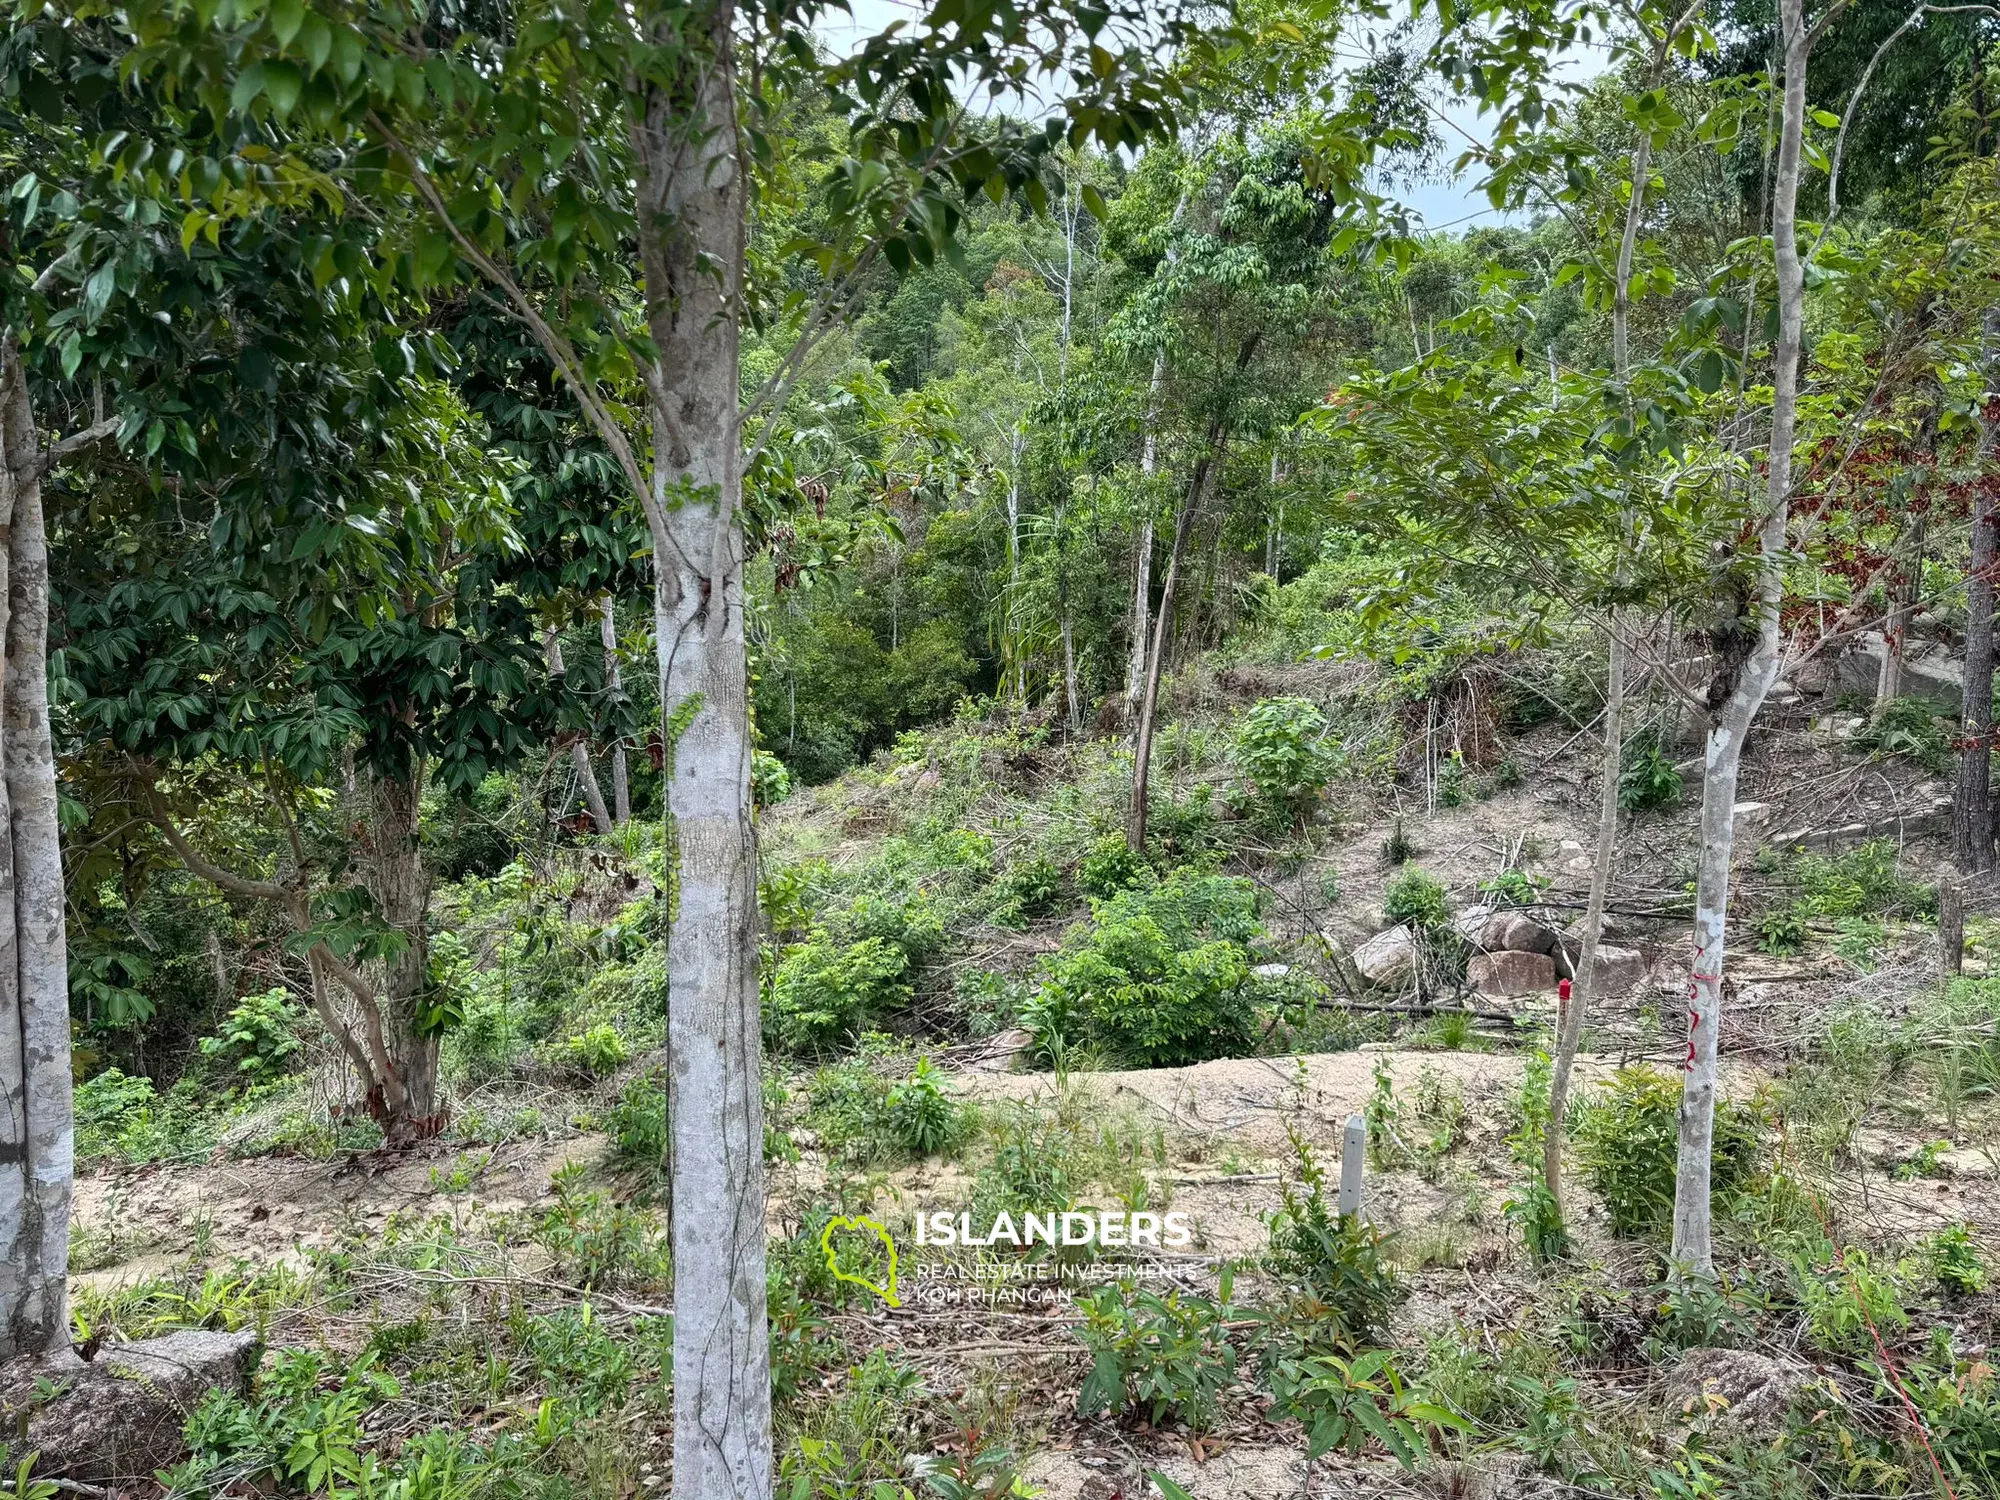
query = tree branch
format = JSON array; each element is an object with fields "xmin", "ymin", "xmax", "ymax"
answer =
[
  {"xmin": 32, "ymin": 415, "xmax": 120, "ymax": 480},
  {"xmin": 141, "ymin": 777, "xmax": 291, "ymax": 903}
]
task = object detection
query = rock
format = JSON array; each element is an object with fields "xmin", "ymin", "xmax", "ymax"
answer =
[
  {"xmin": 1488, "ymin": 911, "xmax": 1558, "ymax": 954},
  {"xmin": 967, "ymin": 1027, "xmax": 1036, "ymax": 1072},
  {"xmin": 1, "ymin": 1330, "xmax": 262, "ymax": 1481},
  {"xmin": 1352, "ymin": 924, "xmax": 1417, "ymax": 987},
  {"xmin": 1562, "ymin": 910, "xmax": 1651, "ymax": 946},
  {"xmin": 1662, "ymin": 1347, "xmax": 1824, "ymax": 1435},
  {"xmin": 1468, "ymin": 949, "xmax": 1556, "ymax": 996},
  {"xmin": 1452, "ymin": 905, "xmax": 1497, "ymax": 949},
  {"xmin": 1554, "ymin": 942, "xmax": 1648, "ymax": 994},
  {"xmin": 1252, "ymin": 962, "xmax": 1291, "ymax": 979},
  {"xmin": 1836, "ymin": 631, "xmax": 1965, "ymax": 710}
]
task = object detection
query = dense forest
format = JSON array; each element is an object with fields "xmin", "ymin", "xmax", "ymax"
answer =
[{"xmin": 2, "ymin": 0, "xmax": 2000, "ymax": 1494}]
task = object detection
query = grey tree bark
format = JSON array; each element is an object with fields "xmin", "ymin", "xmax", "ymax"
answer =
[
  {"xmin": 1123, "ymin": 353, "xmax": 1163, "ymax": 719},
  {"xmin": 367, "ymin": 765, "xmax": 439, "ymax": 1134},
  {"xmin": 0, "ymin": 336, "xmax": 75, "ymax": 1361},
  {"xmin": 1670, "ymin": 0, "xmax": 1807, "ymax": 1277},
  {"xmin": 601, "ymin": 596, "xmax": 631, "ymax": 825},
  {"xmin": 1956, "ymin": 308, "xmax": 2000, "ymax": 872},
  {"xmin": 543, "ymin": 627, "xmax": 614, "ymax": 834},
  {"xmin": 630, "ymin": 6, "xmax": 772, "ymax": 1491}
]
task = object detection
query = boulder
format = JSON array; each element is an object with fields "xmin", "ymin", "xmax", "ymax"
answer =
[
  {"xmin": 1836, "ymin": 631, "xmax": 1965, "ymax": 710},
  {"xmin": 1554, "ymin": 942, "xmax": 1648, "ymax": 994},
  {"xmin": 1452, "ymin": 905, "xmax": 1497, "ymax": 949},
  {"xmin": 0, "ymin": 1330, "xmax": 262, "ymax": 1481},
  {"xmin": 1487, "ymin": 911, "xmax": 1559, "ymax": 954},
  {"xmin": 1352, "ymin": 924, "xmax": 1417, "ymax": 987},
  {"xmin": 1662, "ymin": 1347, "xmax": 1825, "ymax": 1436},
  {"xmin": 1468, "ymin": 949, "xmax": 1556, "ymax": 997}
]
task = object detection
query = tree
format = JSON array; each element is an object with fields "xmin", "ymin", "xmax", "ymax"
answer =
[{"xmin": 111, "ymin": 0, "xmax": 1197, "ymax": 1486}]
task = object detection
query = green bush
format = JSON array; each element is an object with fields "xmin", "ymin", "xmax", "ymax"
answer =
[
  {"xmin": 1077, "ymin": 835, "xmax": 1149, "ymax": 898},
  {"xmin": 1929, "ymin": 1223, "xmax": 1988, "ymax": 1295},
  {"xmin": 1263, "ymin": 1126, "xmax": 1405, "ymax": 1348},
  {"xmin": 557, "ymin": 1022, "xmax": 629, "ymax": 1076},
  {"xmin": 769, "ymin": 936, "xmax": 912, "ymax": 1054},
  {"xmin": 1029, "ymin": 872, "xmax": 1262, "ymax": 1066},
  {"xmin": 1849, "ymin": 697, "xmax": 1951, "ymax": 772},
  {"xmin": 1754, "ymin": 908, "xmax": 1809, "ymax": 956},
  {"xmin": 1574, "ymin": 1066, "xmax": 1763, "ymax": 1238},
  {"xmin": 1233, "ymin": 696, "xmax": 1335, "ymax": 826},
  {"xmin": 886, "ymin": 1055, "xmax": 962, "ymax": 1157},
  {"xmin": 1075, "ymin": 1275, "xmax": 1239, "ymax": 1432},
  {"xmin": 1618, "ymin": 728, "xmax": 1683, "ymax": 813},
  {"xmin": 991, "ymin": 856, "xmax": 1064, "ymax": 928},
  {"xmin": 768, "ymin": 895, "xmax": 943, "ymax": 1053},
  {"xmin": 198, "ymin": 988, "xmax": 303, "ymax": 1085},
  {"xmin": 608, "ymin": 1068, "xmax": 669, "ymax": 1178},
  {"xmin": 1383, "ymin": 866, "xmax": 1449, "ymax": 931},
  {"xmin": 1792, "ymin": 839, "xmax": 1932, "ymax": 920},
  {"xmin": 752, "ymin": 750, "xmax": 794, "ymax": 808}
]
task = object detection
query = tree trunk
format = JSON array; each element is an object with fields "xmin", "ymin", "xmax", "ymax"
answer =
[
  {"xmin": 1006, "ymin": 427, "xmax": 1025, "ymax": 702},
  {"xmin": 368, "ymin": 764, "xmax": 438, "ymax": 1136},
  {"xmin": 544, "ymin": 627, "xmax": 613, "ymax": 834},
  {"xmin": 0, "ymin": 336, "xmax": 75, "ymax": 1361},
  {"xmin": 633, "ymin": 7, "xmax": 772, "ymax": 1492},
  {"xmin": 1957, "ymin": 309, "xmax": 2000, "ymax": 873},
  {"xmin": 602, "ymin": 596, "xmax": 631, "ymax": 825},
  {"xmin": 1127, "ymin": 451, "xmax": 1213, "ymax": 850},
  {"xmin": 1671, "ymin": 0, "xmax": 1807, "ymax": 1278},
  {"xmin": 1876, "ymin": 512, "xmax": 1925, "ymax": 706},
  {"xmin": 1545, "ymin": 615, "xmax": 1624, "ymax": 1216}
]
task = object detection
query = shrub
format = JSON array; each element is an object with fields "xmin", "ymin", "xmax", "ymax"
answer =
[
  {"xmin": 1078, "ymin": 835, "xmax": 1149, "ymax": 898},
  {"xmin": 1264, "ymin": 1125, "xmax": 1404, "ymax": 1348},
  {"xmin": 1075, "ymin": 1275, "xmax": 1239, "ymax": 1432},
  {"xmin": 1792, "ymin": 1242, "xmax": 1911, "ymax": 1357},
  {"xmin": 1754, "ymin": 908, "xmax": 1809, "ymax": 956},
  {"xmin": 769, "ymin": 894, "xmax": 943, "ymax": 1053},
  {"xmin": 1265, "ymin": 1347, "xmax": 1466, "ymax": 1468},
  {"xmin": 1233, "ymin": 696, "xmax": 1335, "ymax": 826},
  {"xmin": 1792, "ymin": 839, "xmax": 1932, "ymax": 920},
  {"xmin": 1574, "ymin": 1066, "xmax": 1762, "ymax": 1238},
  {"xmin": 198, "ymin": 988, "xmax": 303, "ymax": 1085},
  {"xmin": 752, "ymin": 750, "xmax": 794, "ymax": 807},
  {"xmin": 1618, "ymin": 728, "xmax": 1682, "ymax": 813},
  {"xmin": 557, "ymin": 1022, "xmax": 629, "ymax": 1076},
  {"xmin": 1849, "ymin": 696, "xmax": 1951, "ymax": 772},
  {"xmin": 769, "ymin": 936, "xmax": 911, "ymax": 1053},
  {"xmin": 608, "ymin": 1068, "xmax": 669, "ymax": 1177},
  {"xmin": 1929, "ymin": 1223, "xmax": 1988, "ymax": 1295},
  {"xmin": 886, "ymin": 1056, "xmax": 961, "ymax": 1157},
  {"xmin": 1031, "ymin": 872, "xmax": 1262, "ymax": 1066},
  {"xmin": 1383, "ymin": 866, "xmax": 1449, "ymax": 931},
  {"xmin": 991, "ymin": 856, "xmax": 1064, "ymax": 928}
]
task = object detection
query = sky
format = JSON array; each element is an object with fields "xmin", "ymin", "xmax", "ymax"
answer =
[{"xmin": 812, "ymin": 0, "xmax": 1615, "ymax": 234}]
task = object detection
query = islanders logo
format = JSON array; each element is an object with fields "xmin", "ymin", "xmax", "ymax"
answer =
[{"xmin": 818, "ymin": 1214, "xmax": 901, "ymax": 1307}]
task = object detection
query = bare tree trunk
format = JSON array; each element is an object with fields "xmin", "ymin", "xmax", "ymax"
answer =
[
  {"xmin": 0, "ymin": 340, "xmax": 73, "ymax": 1361},
  {"xmin": 601, "ymin": 597, "xmax": 630, "ymax": 825},
  {"xmin": 368, "ymin": 764, "xmax": 438, "ymax": 1137},
  {"xmin": 544, "ymin": 627, "xmax": 613, "ymax": 834},
  {"xmin": 1123, "ymin": 357, "xmax": 1162, "ymax": 719},
  {"xmin": 1545, "ymin": 618, "xmax": 1624, "ymax": 1215},
  {"xmin": 1006, "ymin": 427, "xmax": 1025, "ymax": 702},
  {"xmin": 1671, "ymin": 0, "xmax": 1807, "ymax": 1278},
  {"xmin": 632, "ymin": 7, "xmax": 771, "ymax": 1491},
  {"xmin": 1957, "ymin": 309, "xmax": 2000, "ymax": 873},
  {"xmin": 1876, "ymin": 513, "xmax": 1925, "ymax": 706},
  {"xmin": 1128, "ymin": 450, "xmax": 1214, "ymax": 850},
  {"xmin": 1546, "ymin": 66, "xmax": 1666, "ymax": 1215}
]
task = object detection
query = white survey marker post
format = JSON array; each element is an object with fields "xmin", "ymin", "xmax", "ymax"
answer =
[{"xmin": 1338, "ymin": 1112, "xmax": 1365, "ymax": 1219}]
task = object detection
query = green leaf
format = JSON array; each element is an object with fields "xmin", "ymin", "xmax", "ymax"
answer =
[
  {"xmin": 230, "ymin": 63, "xmax": 268, "ymax": 115},
  {"xmin": 263, "ymin": 62, "xmax": 304, "ymax": 116},
  {"xmin": 269, "ymin": 0, "xmax": 304, "ymax": 47},
  {"xmin": 1147, "ymin": 1473, "xmax": 1198, "ymax": 1500}
]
